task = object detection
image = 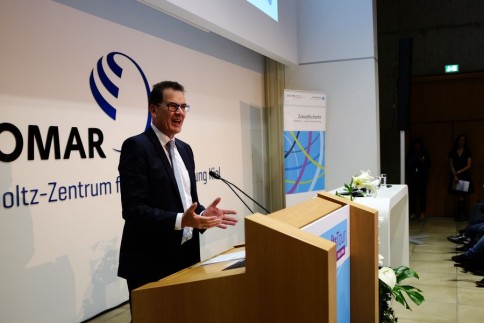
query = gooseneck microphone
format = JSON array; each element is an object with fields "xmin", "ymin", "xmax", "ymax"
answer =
[
  {"xmin": 208, "ymin": 170, "xmax": 222, "ymax": 180},
  {"xmin": 209, "ymin": 171, "xmax": 270, "ymax": 214}
]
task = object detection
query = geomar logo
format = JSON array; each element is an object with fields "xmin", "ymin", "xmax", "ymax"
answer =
[{"xmin": 89, "ymin": 52, "xmax": 151, "ymax": 151}]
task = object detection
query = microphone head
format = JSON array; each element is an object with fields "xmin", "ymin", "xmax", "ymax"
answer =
[{"xmin": 209, "ymin": 170, "xmax": 221, "ymax": 179}]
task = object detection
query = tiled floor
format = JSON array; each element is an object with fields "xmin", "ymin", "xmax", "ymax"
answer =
[
  {"xmin": 394, "ymin": 217, "xmax": 484, "ymax": 323},
  {"xmin": 86, "ymin": 217, "xmax": 484, "ymax": 323},
  {"xmin": 84, "ymin": 302, "xmax": 130, "ymax": 323}
]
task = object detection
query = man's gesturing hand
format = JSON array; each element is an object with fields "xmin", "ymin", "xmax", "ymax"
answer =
[
  {"xmin": 181, "ymin": 202, "xmax": 220, "ymax": 229},
  {"xmin": 204, "ymin": 197, "xmax": 238, "ymax": 229}
]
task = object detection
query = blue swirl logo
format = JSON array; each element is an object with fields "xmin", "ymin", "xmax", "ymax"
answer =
[{"xmin": 89, "ymin": 52, "xmax": 151, "ymax": 151}]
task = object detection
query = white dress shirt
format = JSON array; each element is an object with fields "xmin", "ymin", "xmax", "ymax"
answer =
[{"xmin": 151, "ymin": 124, "xmax": 193, "ymax": 243}]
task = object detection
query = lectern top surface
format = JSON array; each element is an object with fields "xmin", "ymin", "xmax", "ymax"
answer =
[{"xmin": 268, "ymin": 195, "xmax": 341, "ymax": 228}]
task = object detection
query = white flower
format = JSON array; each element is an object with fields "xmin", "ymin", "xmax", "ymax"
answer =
[
  {"xmin": 352, "ymin": 170, "xmax": 378, "ymax": 193},
  {"xmin": 379, "ymin": 266, "xmax": 397, "ymax": 289},
  {"xmin": 362, "ymin": 179, "xmax": 380, "ymax": 194},
  {"xmin": 353, "ymin": 170, "xmax": 373, "ymax": 182}
]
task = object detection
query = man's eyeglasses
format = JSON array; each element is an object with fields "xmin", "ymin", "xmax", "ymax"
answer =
[{"xmin": 157, "ymin": 102, "xmax": 191, "ymax": 112}]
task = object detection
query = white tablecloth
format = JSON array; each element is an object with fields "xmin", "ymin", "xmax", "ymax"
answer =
[{"xmin": 330, "ymin": 185, "xmax": 409, "ymax": 267}]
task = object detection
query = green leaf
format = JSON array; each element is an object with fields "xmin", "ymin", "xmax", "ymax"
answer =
[
  {"xmin": 398, "ymin": 284, "xmax": 423, "ymax": 293},
  {"xmin": 392, "ymin": 289, "xmax": 410, "ymax": 309},
  {"xmin": 394, "ymin": 266, "xmax": 420, "ymax": 283},
  {"xmin": 391, "ymin": 283, "xmax": 425, "ymax": 311},
  {"xmin": 404, "ymin": 290, "xmax": 425, "ymax": 305}
]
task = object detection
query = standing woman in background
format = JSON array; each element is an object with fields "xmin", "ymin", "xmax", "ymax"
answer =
[
  {"xmin": 406, "ymin": 139, "xmax": 431, "ymax": 221},
  {"xmin": 449, "ymin": 134, "xmax": 474, "ymax": 221}
]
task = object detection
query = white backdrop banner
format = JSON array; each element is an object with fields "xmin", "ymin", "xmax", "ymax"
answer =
[{"xmin": 0, "ymin": 0, "xmax": 262, "ymax": 321}]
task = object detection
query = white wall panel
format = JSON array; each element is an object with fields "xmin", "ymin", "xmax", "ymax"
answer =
[
  {"xmin": 0, "ymin": 0, "xmax": 264, "ymax": 321},
  {"xmin": 298, "ymin": 0, "xmax": 377, "ymax": 64},
  {"xmin": 137, "ymin": 0, "xmax": 299, "ymax": 65}
]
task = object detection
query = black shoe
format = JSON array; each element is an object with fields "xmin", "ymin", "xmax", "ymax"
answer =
[
  {"xmin": 447, "ymin": 235, "xmax": 470, "ymax": 244},
  {"xmin": 472, "ymin": 269, "xmax": 484, "ymax": 276},
  {"xmin": 456, "ymin": 244, "xmax": 471, "ymax": 252},
  {"xmin": 476, "ymin": 279, "xmax": 484, "ymax": 287},
  {"xmin": 452, "ymin": 254, "xmax": 471, "ymax": 263}
]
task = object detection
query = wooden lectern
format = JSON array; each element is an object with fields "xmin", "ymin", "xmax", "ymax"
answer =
[{"xmin": 131, "ymin": 192, "xmax": 378, "ymax": 323}]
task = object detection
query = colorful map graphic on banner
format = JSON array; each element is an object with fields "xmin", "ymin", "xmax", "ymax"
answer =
[
  {"xmin": 284, "ymin": 130, "xmax": 325, "ymax": 194},
  {"xmin": 283, "ymin": 90, "xmax": 326, "ymax": 200}
]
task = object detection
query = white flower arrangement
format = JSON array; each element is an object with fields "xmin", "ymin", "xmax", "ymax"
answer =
[
  {"xmin": 336, "ymin": 170, "xmax": 380, "ymax": 200},
  {"xmin": 379, "ymin": 266, "xmax": 425, "ymax": 322}
]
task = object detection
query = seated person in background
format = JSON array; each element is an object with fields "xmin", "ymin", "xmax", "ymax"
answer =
[
  {"xmin": 447, "ymin": 199, "xmax": 484, "ymax": 246},
  {"xmin": 447, "ymin": 222, "xmax": 484, "ymax": 251},
  {"xmin": 451, "ymin": 234, "xmax": 484, "ymax": 274}
]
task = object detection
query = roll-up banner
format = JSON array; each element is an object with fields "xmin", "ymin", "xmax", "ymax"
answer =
[{"xmin": 284, "ymin": 90, "xmax": 326, "ymax": 207}]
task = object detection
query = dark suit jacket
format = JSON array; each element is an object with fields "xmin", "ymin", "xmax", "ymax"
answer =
[{"xmin": 117, "ymin": 127, "xmax": 205, "ymax": 283}]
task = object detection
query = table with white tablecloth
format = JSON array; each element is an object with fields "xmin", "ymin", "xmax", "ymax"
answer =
[{"xmin": 330, "ymin": 184, "xmax": 409, "ymax": 267}]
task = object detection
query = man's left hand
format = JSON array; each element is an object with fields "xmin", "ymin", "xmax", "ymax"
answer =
[{"xmin": 204, "ymin": 197, "xmax": 238, "ymax": 229}]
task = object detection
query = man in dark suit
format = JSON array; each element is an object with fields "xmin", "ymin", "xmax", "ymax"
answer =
[{"xmin": 118, "ymin": 81, "xmax": 238, "ymax": 307}]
